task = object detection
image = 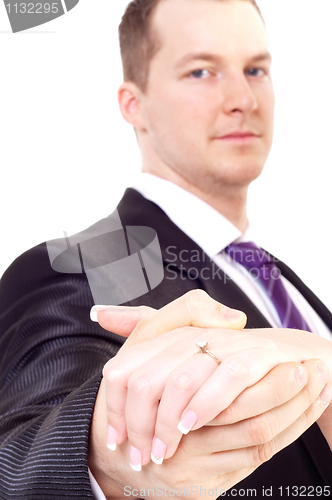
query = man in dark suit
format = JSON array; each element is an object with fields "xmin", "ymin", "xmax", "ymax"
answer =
[{"xmin": 0, "ymin": 0, "xmax": 331, "ymax": 499}]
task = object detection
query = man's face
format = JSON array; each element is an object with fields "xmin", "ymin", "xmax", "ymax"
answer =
[{"xmin": 139, "ymin": 0, "xmax": 275, "ymax": 194}]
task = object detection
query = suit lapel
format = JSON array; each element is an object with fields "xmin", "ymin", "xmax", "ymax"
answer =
[
  {"xmin": 118, "ymin": 188, "xmax": 271, "ymax": 328},
  {"xmin": 277, "ymin": 259, "xmax": 332, "ymax": 330}
]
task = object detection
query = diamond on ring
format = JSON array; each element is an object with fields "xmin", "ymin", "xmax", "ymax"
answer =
[
  {"xmin": 196, "ymin": 341, "xmax": 208, "ymax": 352},
  {"xmin": 195, "ymin": 341, "xmax": 221, "ymax": 365}
]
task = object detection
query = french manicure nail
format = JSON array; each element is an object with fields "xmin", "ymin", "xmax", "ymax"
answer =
[
  {"xmin": 107, "ymin": 425, "xmax": 118, "ymax": 451},
  {"xmin": 177, "ymin": 410, "xmax": 198, "ymax": 434},
  {"xmin": 223, "ymin": 307, "xmax": 246, "ymax": 324},
  {"xmin": 151, "ymin": 437, "xmax": 167, "ymax": 465},
  {"xmin": 319, "ymin": 385, "xmax": 332, "ymax": 405},
  {"xmin": 295, "ymin": 366, "xmax": 307, "ymax": 387},
  {"xmin": 130, "ymin": 445, "xmax": 142, "ymax": 472},
  {"xmin": 90, "ymin": 305, "xmax": 109, "ymax": 322},
  {"xmin": 316, "ymin": 362, "xmax": 329, "ymax": 385}
]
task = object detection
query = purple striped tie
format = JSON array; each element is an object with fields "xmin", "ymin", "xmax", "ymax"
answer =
[{"xmin": 225, "ymin": 242, "xmax": 310, "ymax": 331}]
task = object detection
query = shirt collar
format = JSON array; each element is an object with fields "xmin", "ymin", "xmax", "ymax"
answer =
[{"xmin": 131, "ymin": 172, "xmax": 245, "ymax": 257}]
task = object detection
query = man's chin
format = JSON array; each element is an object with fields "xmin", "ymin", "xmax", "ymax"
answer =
[{"xmin": 210, "ymin": 160, "xmax": 266, "ymax": 186}]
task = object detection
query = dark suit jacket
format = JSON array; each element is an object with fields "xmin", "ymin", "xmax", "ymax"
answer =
[{"xmin": 0, "ymin": 188, "xmax": 331, "ymax": 499}]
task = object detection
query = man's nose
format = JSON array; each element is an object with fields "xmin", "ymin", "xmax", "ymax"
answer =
[{"xmin": 221, "ymin": 72, "xmax": 258, "ymax": 115}]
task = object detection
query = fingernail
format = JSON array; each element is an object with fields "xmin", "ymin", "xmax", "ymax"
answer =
[
  {"xmin": 222, "ymin": 307, "xmax": 246, "ymax": 324},
  {"xmin": 107, "ymin": 425, "xmax": 118, "ymax": 451},
  {"xmin": 151, "ymin": 437, "xmax": 167, "ymax": 465},
  {"xmin": 177, "ymin": 410, "xmax": 198, "ymax": 435},
  {"xmin": 316, "ymin": 362, "xmax": 329, "ymax": 385},
  {"xmin": 129, "ymin": 445, "xmax": 142, "ymax": 472},
  {"xmin": 319, "ymin": 385, "xmax": 332, "ymax": 405},
  {"xmin": 90, "ymin": 305, "xmax": 109, "ymax": 322},
  {"xmin": 295, "ymin": 365, "xmax": 307, "ymax": 387}
]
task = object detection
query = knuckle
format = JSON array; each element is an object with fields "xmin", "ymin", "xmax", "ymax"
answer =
[
  {"xmin": 252, "ymin": 439, "xmax": 277, "ymax": 466},
  {"xmin": 269, "ymin": 381, "xmax": 290, "ymax": 407},
  {"xmin": 299, "ymin": 385, "xmax": 314, "ymax": 409},
  {"xmin": 169, "ymin": 369, "xmax": 197, "ymax": 393},
  {"xmin": 302, "ymin": 400, "xmax": 323, "ymax": 426},
  {"xmin": 103, "ymin": 360, "xmax": 123, "ymax": 386},
  {"xmin": 126, "ymin": 428, "xmax": 146, "ymax": 449},
  {"xmin": 264, "ymin": 339, "xmax": 279, "ymax": 351},
  {"xmin": 128, "ymin": 372, "xmax": 152, "ymax": 396},
  {"xmin": 184, "ymin": 289, "xmax": 209, "ymax": 315},
  {"xmin": 107, "ymin": 406, "xmax": 125, "ymax": 423},
  {"xmin": 156, "ymin": 419, "xmax": 176, "ymax": 437},
  {"xmin": 248, "ymin": 413, "xmax": 276, "ymax": 445},
  {"xmin": 223, "ymin": 357, "xmax": 250, "ymax": 381},
  {"xmin": 127, "ymin": 424, "xmax": 154, "ymax": 448}
]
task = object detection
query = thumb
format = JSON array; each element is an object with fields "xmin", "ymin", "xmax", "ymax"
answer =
[
  {"xmin": 90, "ymin": 290, "xmax": 247, "ymax": 347},
  {"xmin": 90, "ymin": 305, "xmax": 156, "ymax": 338}
]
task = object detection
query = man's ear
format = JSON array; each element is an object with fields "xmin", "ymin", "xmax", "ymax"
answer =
[{"xmin": 118, "ymin": 82, "xmax": 146, "ymax": 130}]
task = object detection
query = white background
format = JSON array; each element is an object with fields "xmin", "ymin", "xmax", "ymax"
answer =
[{"xmin": 1, "ymin": 1, "xmax": 331, "ymax": 311}]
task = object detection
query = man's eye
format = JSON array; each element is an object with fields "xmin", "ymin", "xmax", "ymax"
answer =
[
  {"xmin": 246, "ymin": 68, "xmax": 265, "ymax": 77},
  {"xmin": 190, "ymin": 69, "xmax": 210, "ymax": 79}
]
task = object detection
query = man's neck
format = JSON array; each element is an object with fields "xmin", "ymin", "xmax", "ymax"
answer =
[{"xmin": 141, "ymin": 166, "xmax": 249, "ymax": 233}]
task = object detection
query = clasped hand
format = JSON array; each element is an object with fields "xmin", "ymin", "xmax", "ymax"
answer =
[{"xmin": 89, "ymin": 291, "xmax": 332, "ymax": 498}]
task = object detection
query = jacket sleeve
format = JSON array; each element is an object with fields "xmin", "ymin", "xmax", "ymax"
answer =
[{"xmin": 0, "ymin": 243, "xmax": 124, "ymax": 499}]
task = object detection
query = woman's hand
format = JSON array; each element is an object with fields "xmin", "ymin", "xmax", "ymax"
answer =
[
  {"xmin": 91, "ymin": 291, "xmax": 332, "ymax": 469},
  {"xmin": 91, "ymin": 289, "xmax": 247, "ymax": 348}
]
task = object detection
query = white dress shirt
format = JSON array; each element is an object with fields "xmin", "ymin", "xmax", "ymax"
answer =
[
  {"xmin": 89, "ymin": 172, "xmax": 331, "ymax": 499},
  {"xmin": 134, "ymin": 172, "xmax": 331, "ymax": 338}
]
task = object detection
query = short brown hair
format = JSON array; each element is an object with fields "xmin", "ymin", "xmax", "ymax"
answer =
[{"xmin": 119, "ymin": 0, "xmax": 264, "ymax": 93}]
